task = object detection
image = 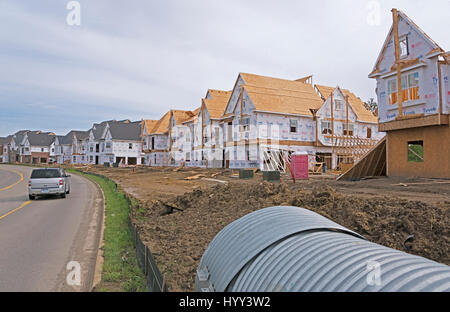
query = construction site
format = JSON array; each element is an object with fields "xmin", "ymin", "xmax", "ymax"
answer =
[
  {"xmin": 2, "ymin": 0, "xmax": 450, "ymax": 296},
  {"xmin": 69, "ymin": 8, "xmax": 450, "ymax": 292},
  {"xmin": 79, "ymin": 165, "xmax": 449, "ymax": 291}
]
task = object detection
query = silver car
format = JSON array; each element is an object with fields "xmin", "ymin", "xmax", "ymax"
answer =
[{"xmin": 28, "ymin": 168, "xmax": 71, "ymax": 200}]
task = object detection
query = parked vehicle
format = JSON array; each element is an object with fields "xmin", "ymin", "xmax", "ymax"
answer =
[{"xmin": 28, "ymin": 168, "xmax": 71, "ymax": 200}]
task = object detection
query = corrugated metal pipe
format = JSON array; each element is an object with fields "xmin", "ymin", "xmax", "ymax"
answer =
[{"xmin": 196, "ymin": 206, "xmax": 450, "ymax": 292}]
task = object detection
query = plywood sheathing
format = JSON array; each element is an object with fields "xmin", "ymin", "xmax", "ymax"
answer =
[
  {"xmin": 314, "ymin": 85, "xmax": 377, "ymax": 123},
  {"xmin": 171, "ymin": 110, "xmax": 195, "ymax": 125},
  {"xmin": 149, "ymin": 111, "xmax": 172, "ymax": 135},
  {"xmin": 235, "ymin": 73, "xmax": 324, "ymax": 117},
  {"xmin": 151, "ymin": 110, "xmax": 194, "ymax": 135},
  {"xmin": 143, "ymin": 120, "xmax": 158, "ymax": 133},
  {"xmin": 295, "ymin": 75, "xmax": 313, "ymax": 84},
  {"xmin": 182, "ymin": 107, "xmax": 201, "ymax": 124},
  {"xmin": 386, "ymin": 125, "xmax": 450, "ymax": 178},
  {"xmin": 206, "ymin": 89, "xmax": 232, "ymax": 99},
  {"xmin": 202, "ymin": 91, "xmax": 231, "ymax": 119},
  {"xmin": 337, "ymin": 137, "xmax": 386, "ymax": 181}
]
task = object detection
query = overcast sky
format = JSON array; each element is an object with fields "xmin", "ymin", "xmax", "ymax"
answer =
[{"xmin": 0, "ymin": 0, "xmax": 449, "ymax": 136}]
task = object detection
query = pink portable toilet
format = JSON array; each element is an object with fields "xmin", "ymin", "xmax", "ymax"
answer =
[{"xmin": 290, "ymin": 152, "xmax": 309, "ymax": 180}]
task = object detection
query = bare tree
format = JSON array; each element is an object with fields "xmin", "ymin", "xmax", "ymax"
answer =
[{"xmin": 364, "ymin": 98, "xmax": 377, "ymax": 113}]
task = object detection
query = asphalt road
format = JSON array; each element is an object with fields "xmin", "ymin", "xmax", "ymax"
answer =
[{"xmin": 0, "ymin": 165, "xmax": 103, "ymax": 292}]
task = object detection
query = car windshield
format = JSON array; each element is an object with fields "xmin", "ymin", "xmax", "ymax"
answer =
[{"xmin": 30, "ymin": 169, "xmax": 62, "ymax": 179}]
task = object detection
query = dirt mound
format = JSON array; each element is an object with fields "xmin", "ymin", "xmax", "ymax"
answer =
[{"xmin": 131, "ymin": 181, "xmax": 449, "ymax": 292}]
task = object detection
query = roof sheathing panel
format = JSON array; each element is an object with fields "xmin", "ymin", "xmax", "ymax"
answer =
[
  {"xmin": 234, "ymin": 73, "xmax": 324, "ymax": 117},
  {"xmin": 315, "ymin": 85, "xmax": 377, "ymax": 123}
]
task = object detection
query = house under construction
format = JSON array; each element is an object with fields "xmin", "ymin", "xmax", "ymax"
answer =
[
  {"xmin": 144, "ymin": 72, "xmax": 383, "ymax": 173},
  {"xmin": 342, "ymin": 8, "xmax": 449, "ymax": 180}
]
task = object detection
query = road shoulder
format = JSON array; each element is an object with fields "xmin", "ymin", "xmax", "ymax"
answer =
[{"xmin": 55, "ymin": 172, "xmax": 105, "ymax": 292}]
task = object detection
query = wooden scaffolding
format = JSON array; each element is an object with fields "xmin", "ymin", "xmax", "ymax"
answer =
[{"xmin": 331, "ymin": 134, "xmax": 379, "ymax": 172}]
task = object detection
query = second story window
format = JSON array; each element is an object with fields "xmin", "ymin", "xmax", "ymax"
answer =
[
  {"xmin": 367, "ymin": 127, "xmax": 372, "ymax": 139},
  {"xmin": 321, "ymin": 121, "xmax": 332, "ymax": 135},
  {"xmin": 388, "ymin": 79, "xmax": 398, "ymax": 104},
  {"xmin": 388, "ymin": 72, "xmax": 419, "ymax": 104},
  {"xmin": 129, "ymin": 143, "xmax": 133, "ymax": 150},
  {"xmin": 242, "ymin": 117, "xmax": 250, "ymax": 131},
  {"xmin": 343, "ymin": 123, "xmax": 354, "ymax": 136},
  {"xmin": 405, "ymin": 72, "xmax": 419, "ymax": 101}
]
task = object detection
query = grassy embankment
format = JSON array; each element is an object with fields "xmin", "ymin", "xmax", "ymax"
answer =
[{"xmin": 67, "ymin": 169, "xmax": 147, "ymax": 292}]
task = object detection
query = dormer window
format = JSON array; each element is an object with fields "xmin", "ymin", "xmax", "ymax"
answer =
[{"xmin": 400, "ymin": 36, "xmax": 409, "ymax": 58}]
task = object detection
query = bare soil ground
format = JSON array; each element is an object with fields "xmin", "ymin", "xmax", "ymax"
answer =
[{"xmin": 81, "ymin": 166, "xmax": 450, "ymax": 292}]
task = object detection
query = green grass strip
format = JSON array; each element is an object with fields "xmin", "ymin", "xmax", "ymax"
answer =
[{"xmin": 68, "ymin": 169, "xmax": 147, "ymax": 292}]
